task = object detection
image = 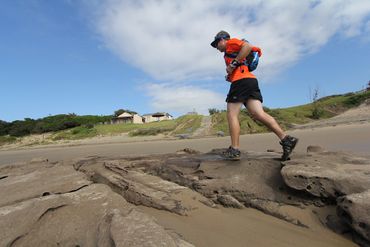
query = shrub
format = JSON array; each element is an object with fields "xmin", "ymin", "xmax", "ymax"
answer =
[
  {"xmin": 343, "ymin": 92, "xmax": 370, "ymax": 107},
  {"xmin": 8, "ymin": 120, "xmax": 36, "ymax": 137},
  {"xmin": 208, "ymin": 108, "xmax": 220, "ymax": 115},
  {"xmin": 71, "ymin": 126, "xmax": 94, "ymax": 135},
  {"xmin": 129, "ymin": 127, "xmax": 172, "ymax": 136},
  {"xmin": 0, "ymin": 135, "xmax": 17, "ymax": 146},
  {"xmin": 0, "ymin": 120, "xmax": 10, "ymax": 136},
  {"xmin": 311, "ymin": 104, "xmax": 324, "ymax": 119}
]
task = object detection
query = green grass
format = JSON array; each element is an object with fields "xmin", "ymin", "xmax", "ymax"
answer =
[
  {"xmin": 0, "ymin": 135, "xmax": 17, "ymax": 146},
  {"xmin": 211, "ymin": 90, "xmax": 370, "ymax": 135},
  {"xmin": 12, "ymin": 90, "xmax": 370, "ymax": 142},
  {"xmin": 171, "ymin": 115, "xmax": 203, "ymax": 134},
  {"xmin": 211, "ymin": 110, "xmax": 268, "ymax": 135},
  {"xmin": 95, "ymin": 120, "xmax": 177, "ymax": 136},
  {"xmin": 129, "ymin": 127, "xmax": 173, "ymax": 136},
  {"xmin": 210, "ymin": 112, "xmax": 229, "ymax": 134},
  {"xmin": 49, "ymin": 115, "xmax": 203, "ymax": 140},
  {"xmin": 51, "ymin": 126, "xmax": 98, "ymax": 140}
]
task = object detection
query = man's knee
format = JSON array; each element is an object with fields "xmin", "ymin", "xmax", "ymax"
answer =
[
  {"xmin": 227, "ymin": 111, "xmax": 238, "ymax": 120},
  {"xmin": 249, "ymin": 111, "xmax": 264, "ymax": 121}
]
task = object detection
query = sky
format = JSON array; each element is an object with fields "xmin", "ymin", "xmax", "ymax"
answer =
[{"xmin": 1, "ymin": 0, "xmax": 370, "ymax": 122}]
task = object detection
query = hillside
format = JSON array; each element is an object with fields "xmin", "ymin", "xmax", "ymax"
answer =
[
  {"xmin": 0, "ymin": 115, "xmax": 203, "ymax": 148},
  {"xmin": 210, "ymin": 90, "xmax": 370, "ymax": 135},
  {"xmin": 293, "ymin": 98, "xmax": 370, "ymax": 129},
  {"xmin": 1, "ymin": 90, "xmax": 369, "ymax": 149}
]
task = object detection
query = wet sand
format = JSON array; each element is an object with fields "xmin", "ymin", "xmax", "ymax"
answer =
[
  {"xmin": 139, "ymin": 205, "xmax": 355, "ymax": 247},
  {"xmin": 0, "ymin": 122, "xmax": 369, "ymax": 165}
]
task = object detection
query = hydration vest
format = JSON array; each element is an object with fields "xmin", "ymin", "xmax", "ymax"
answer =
[{"xmin": 224, "ymin": 39, "xmax": 261, "ymax": 72}]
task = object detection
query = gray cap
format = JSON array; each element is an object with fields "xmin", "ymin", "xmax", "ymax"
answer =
[{"xmin": 210, "ymin": 30, "xmax": 230, "ymax": 48}]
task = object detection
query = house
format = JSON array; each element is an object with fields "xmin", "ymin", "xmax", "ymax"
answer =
[
  {"xmin": 142, "ymin": 112, "xmax": 173, "ymax": 123},
  {"xmin": 112, "ymin": 112, "xmax": 144, "ymax": 124}
]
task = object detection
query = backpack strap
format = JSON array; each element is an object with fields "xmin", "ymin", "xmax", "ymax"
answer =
[
  {"xmin": 224, "ymin": 52, "xmax": 238, "ymax": 59},
  {"xmin": 224, "ymin": 50, "xmax": 260, "ymax": 72}
]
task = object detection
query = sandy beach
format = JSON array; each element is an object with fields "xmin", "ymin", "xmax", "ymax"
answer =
[
  {"xmin": 1, "ymin": 120, "xmax": 369, "ymax": 246},
  {"xmin": 1, "ymin": 121, "xmax": 369, "ymax": 165}
]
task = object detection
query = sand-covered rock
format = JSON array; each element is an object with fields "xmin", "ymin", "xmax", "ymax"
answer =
[
  {"xmin": 0, "ymin": 160, "xmax": 91, "ymax": 207},
  {"xmin": 281, "ymin": 152, "xmax": 370, "ymax": 198},
  {"xmin": 0, "ymin": 160, "xmax": 194, "ymax": 247},
  {"xmin": 281, "ymin": 151, "xmax": 370, "ymax": 245},
  {"xmin": 74, "ymin": 157, "xmax": 214, "ymax": 216},
  {"xmin": 1, "ymin": 148, "xmax": 369, "ymax": 246},
  {"xmin": 337, "ymin": 189, "xmax": 370, "ymax": 242},
  {"xmin": 73, "ymin": 150, "xmax": 321, "ymax": 227}
]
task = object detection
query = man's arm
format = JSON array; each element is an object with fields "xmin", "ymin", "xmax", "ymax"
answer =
[
  {"xmin": 226, "ymin": 41, "xmax": 252, "ymax": 74},
  {"xmin": 235, "ymin": 41, "xmax": 253, "ymax": 63}
]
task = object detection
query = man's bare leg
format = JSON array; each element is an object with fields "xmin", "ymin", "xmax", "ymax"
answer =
[
  {"xmin": 245, "ymin": 99, "xmax": 286, "ymax": 140},
  {"xmin": 227, "ymin": 102, "xmax": 243, "ymax": 148}
]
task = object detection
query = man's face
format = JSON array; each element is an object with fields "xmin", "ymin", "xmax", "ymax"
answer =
[{"xmin": 216, "ymin": 39, "xmax": 226, "ymax": 52}]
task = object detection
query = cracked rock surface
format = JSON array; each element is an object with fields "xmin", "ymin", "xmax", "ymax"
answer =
[
  {"xmin": 1, "ymin": 147, "xmax": 369, "ymax": 246},
  {"xmin": 0, "ymin": 160, "xmax": 194, "ymax": 247},
  {"xmin": 281, "ymin": 151, "xmax": 370, "ymax": 199}
]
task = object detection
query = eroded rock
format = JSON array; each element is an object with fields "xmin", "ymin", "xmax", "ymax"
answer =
[
  {"xmin": 307, "ymin": 145, "xmax": 326, "ymax": 153},
  {"xmin": 0, "ymin": 184, "xmax": 193, "ymax": 247},
  {"xmin": 337, "ymin": 189, "xmax": 370, "ymax": 242},
  {"xmin": 217, "ymin": 194, "xmax": 244, "ymax": 208},
  {"xmin": 74, "ymin": 150, "xmax": 320, "ymax": 227},
  {"xmin": 0, "ymin": 160, "xmax": 194, "ymax": 247},
  {"xmin": 0, "ymin": 161, "xmax": 91, "ymax": 207},
  {"xmin": 281, "ymin": 152, "xmax": 370, "ymax": 199},
  {"xmin": 74, "ymin": 158, "xmax": 214, "ymax": 216},
  {"xmin": 2, "ymin": 148, "xmax": 369, "ymax": 246}
]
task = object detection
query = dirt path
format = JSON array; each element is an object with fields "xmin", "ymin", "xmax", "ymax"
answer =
[{"xmin": 191, "ymin": 116, "xmax": 212, "ymax": 137}]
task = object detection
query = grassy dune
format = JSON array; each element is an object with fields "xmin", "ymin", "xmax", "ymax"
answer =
[
  {"xmin": 1, "ymin": 90, "xmax": 369, "ymax": 145},
  {"xmin": 211, "ymin": 90, "xmax": 370, "ymax": 135}
]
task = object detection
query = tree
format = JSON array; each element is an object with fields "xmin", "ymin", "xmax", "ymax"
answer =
[
  {"xmin": 0, "ymin": 120, "xmax": 10, "ymax": 136},
  {"xmin": 208, "ymin": 108, "xmax": 220, "ymax": 115},
  {"xmin": 114, "ymin": 109, "xmax": 137, "ymax": 117},
  {"xmin": 367, "ymin": 80, "xmax": 370, "ymax": 91},
  {"xmin": 8, "ymin": 120, "xmax": 36, "ymax": 137},
  {"xmin": 309, "ymin": 86, "xmax": 324, "ymax": 119}
]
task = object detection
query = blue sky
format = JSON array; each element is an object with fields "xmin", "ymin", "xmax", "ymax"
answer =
[{"xmin": 1, "ymin": 0, "xmax": 370, "ymax": 122}]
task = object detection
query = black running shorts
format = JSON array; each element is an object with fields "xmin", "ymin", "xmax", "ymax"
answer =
[{"xmin": 226, "ymin": 78, "xmax": 263, "ymax": 103}]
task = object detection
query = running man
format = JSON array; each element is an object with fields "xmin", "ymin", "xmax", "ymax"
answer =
[{"xmin": 210, "ymin": 30, "xmax": 298, "ymax": 161}]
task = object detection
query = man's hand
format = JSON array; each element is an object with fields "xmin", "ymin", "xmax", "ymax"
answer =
[
  {"xmin": 226, "ymin": 64, "xmax": 235, "ymax": 74},
  {"xmin": 226, "ymin": 59, "xmax": 240, "ymax": 74}
]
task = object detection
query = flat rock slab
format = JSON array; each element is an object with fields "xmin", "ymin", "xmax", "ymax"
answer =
[
  {"xmin": 0, "ymin": 184, "xmax": 193, "ymax": 247},
  {"xmin": 72, "ymin": 149, "xmax": 370, "ymax": 246},
  {"xmin": 281, "ymin": 152, "xmax": 370, "ymax": 198},
  {"xmin": 74, "ymin": 156, "xmax": 216, "ymax": 216},
  {"xmin": 2, "ymin": 148, "xmax": 370, "ymax": 247},
  {"xmin": 0, "ymin": 161, "xmax": 91, "ymax": 207},
  {"xmin": 0, "ymin": 160, "xmax": 194, "ymax": 247},
  {"xmin": 73, "ymin": 150, "xmax": 321, "ymax": 227}
]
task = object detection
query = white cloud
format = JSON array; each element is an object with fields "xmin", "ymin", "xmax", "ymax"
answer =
[
  {"xmin": 85, "ymin": 0, "xmax": 370, "ymax": 114},
  {"xmin": 91, "ymin": 0, "xmax": 370, "ymax": 80},
  {"xmin": 142, "ymin": 83, "xmax": 225, "ymax": 115}
]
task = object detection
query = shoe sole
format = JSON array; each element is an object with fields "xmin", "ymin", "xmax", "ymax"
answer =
[{"xmin": 221, "ymin": 155, "xmax": 241, "ymax": 161}]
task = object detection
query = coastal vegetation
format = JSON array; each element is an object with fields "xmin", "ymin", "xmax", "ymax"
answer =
[{"xmin": 0, "ymin": 90, "xmax": 369, "ymax": 145}]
